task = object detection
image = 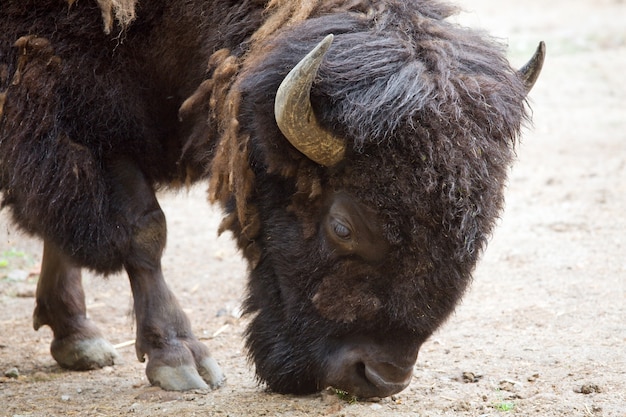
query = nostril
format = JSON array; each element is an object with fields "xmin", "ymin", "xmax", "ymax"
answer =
[{"xmin": 355, "ymin": 361, "xmax": 367, "ymax": 379}]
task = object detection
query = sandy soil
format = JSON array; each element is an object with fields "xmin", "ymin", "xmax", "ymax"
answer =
[{"xmin": 1, "ymin": 0, "xmax": 625, "ymax": 415}]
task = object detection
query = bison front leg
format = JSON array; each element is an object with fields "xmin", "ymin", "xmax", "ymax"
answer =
[
  {"xmin": 128, "ymin": 264, "xmax": 224, "ymax": 391},
  {"xmin": 112, "ymin": 160, "xmax": 224, "ymax": 391},
  {"xmin": 34, "ymin": 241, "xmax": 119, "ymax": 370}
]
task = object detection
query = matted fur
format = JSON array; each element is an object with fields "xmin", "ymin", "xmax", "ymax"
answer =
[
  {"xmin": 0, "ymin": 0, "xmax": 267, "ymax": 270},
  {"xmin": 67, "ymin": 0, "xmax": 137, "ymax": 34}
]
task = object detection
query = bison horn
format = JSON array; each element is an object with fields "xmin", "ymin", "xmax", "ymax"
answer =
[
  {"xmin": 274, "ymin": 34, "xmax": 346, "ymax": 166},
  {"xmin": 519, "ymin": 41, "xmax": 546, "ymax": 93}
]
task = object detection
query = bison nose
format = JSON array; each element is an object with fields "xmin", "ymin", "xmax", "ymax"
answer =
[
  {"xmin": 325, "ymin": 345, "xmax": 417, "ymax": 399},
  {"xmin": 360, "ymin": 360, "xmax": 413, "ymax": 397}
]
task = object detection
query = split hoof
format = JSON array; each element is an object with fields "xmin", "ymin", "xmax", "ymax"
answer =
[
  {"xmin": 147, "ymin": 356, "xmax": 225, "ymax": 391},
  {"xmin": 144, "ymin": 342, "xmax": 225, "ymax": 391},
  {"xmin": 197, "ymin": 357, "xmax": 226, "ymax": 390}
]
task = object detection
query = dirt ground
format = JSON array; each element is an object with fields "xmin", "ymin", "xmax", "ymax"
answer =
[{"xmin": 1, "ymin": 0, "xmax": 625, "ymax": 415}]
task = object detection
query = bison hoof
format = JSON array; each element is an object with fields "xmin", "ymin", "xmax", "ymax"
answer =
[
  {"xmin": 149, "ymin": 357, "xmax": 225, "ymax": 391},
  {"xmin": 51, "ymin": 336, "xmax": 119, "ymax": 370},
  {"xmin": 143, "ymin": 341, "xmax": 225, "ymax": 391}
]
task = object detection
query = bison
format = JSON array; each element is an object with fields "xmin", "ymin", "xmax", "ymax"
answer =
[{"xmin": 0, "ymin": 0, "xmax": 544, "ymax": 399}]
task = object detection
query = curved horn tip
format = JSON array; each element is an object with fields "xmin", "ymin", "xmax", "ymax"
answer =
[
  {"xmin": 520, "ymin": 41, "xmax": 546, "ymax": 93},
  {"xmin": 293, "ymin": 34, "xmax": 335, "ymax": 77},
  {"xmin": 274, "ymin": 34, "xmax": 346, "ymax": 167},
  {"xmin": 318, "ymin": 34, "xmax": 335, "ymax": 53}
]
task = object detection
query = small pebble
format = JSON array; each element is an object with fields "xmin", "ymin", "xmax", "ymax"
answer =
[
  {"xmin": 498, "ymin": 380, "xmax": 516, "ymax": 392},
  {"xmin": 4, "ymin": 368, "xmax": 19, "ymax": 379},
  {"xmin": 462, "ymin": 371, "xmax": 482, "ymax": 383},
  {"xmin": 575, "ymin": 383, "xmax": 601, "ymax": 394},
  {"xmin": 61, "ymin": 395, "xmax": 70, "ymax": 401},
  {"xmin": 16, "ymin": 289, "xmax": 35, "ymax": 298}
]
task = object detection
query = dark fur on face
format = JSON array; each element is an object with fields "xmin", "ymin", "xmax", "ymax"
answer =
[{"xmin": 220, "ymin": 2, "xmax": 528, "ymax": 393}]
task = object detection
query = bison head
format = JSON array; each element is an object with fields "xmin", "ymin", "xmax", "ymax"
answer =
[{"xmin": 212, "ymin": 7, "xmax": 544, "ymax": 399}]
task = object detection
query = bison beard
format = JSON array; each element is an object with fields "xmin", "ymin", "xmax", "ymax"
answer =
[{"xmin": 0, "ymin": 0, "xmax": 543, "ymax": 399}]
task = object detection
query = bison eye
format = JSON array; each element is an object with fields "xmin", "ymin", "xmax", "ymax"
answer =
[{"xmin": 331, "ymin": 221, "xmax": 352, "ymax": 240}]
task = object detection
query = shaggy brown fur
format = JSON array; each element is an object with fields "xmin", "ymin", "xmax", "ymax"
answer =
[
  {"xmin": 207, "ymin": 0, "xmax": 524, "ymax": 268},
  {"xmin": 208, "ymin": 0, "xmax": 384, "ymax": 260},
  {"xmin": 0, "ymin": 0, "xmax": 267, "ymax": 270}
]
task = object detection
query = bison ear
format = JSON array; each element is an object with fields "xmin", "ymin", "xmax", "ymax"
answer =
[
  {"xmin": 274, "ymin": 34, "xmax": 346, "ymax": 167},
  {"xmin": 518, "ymin": 41, "xmax": 546, "ymax": 94}
]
